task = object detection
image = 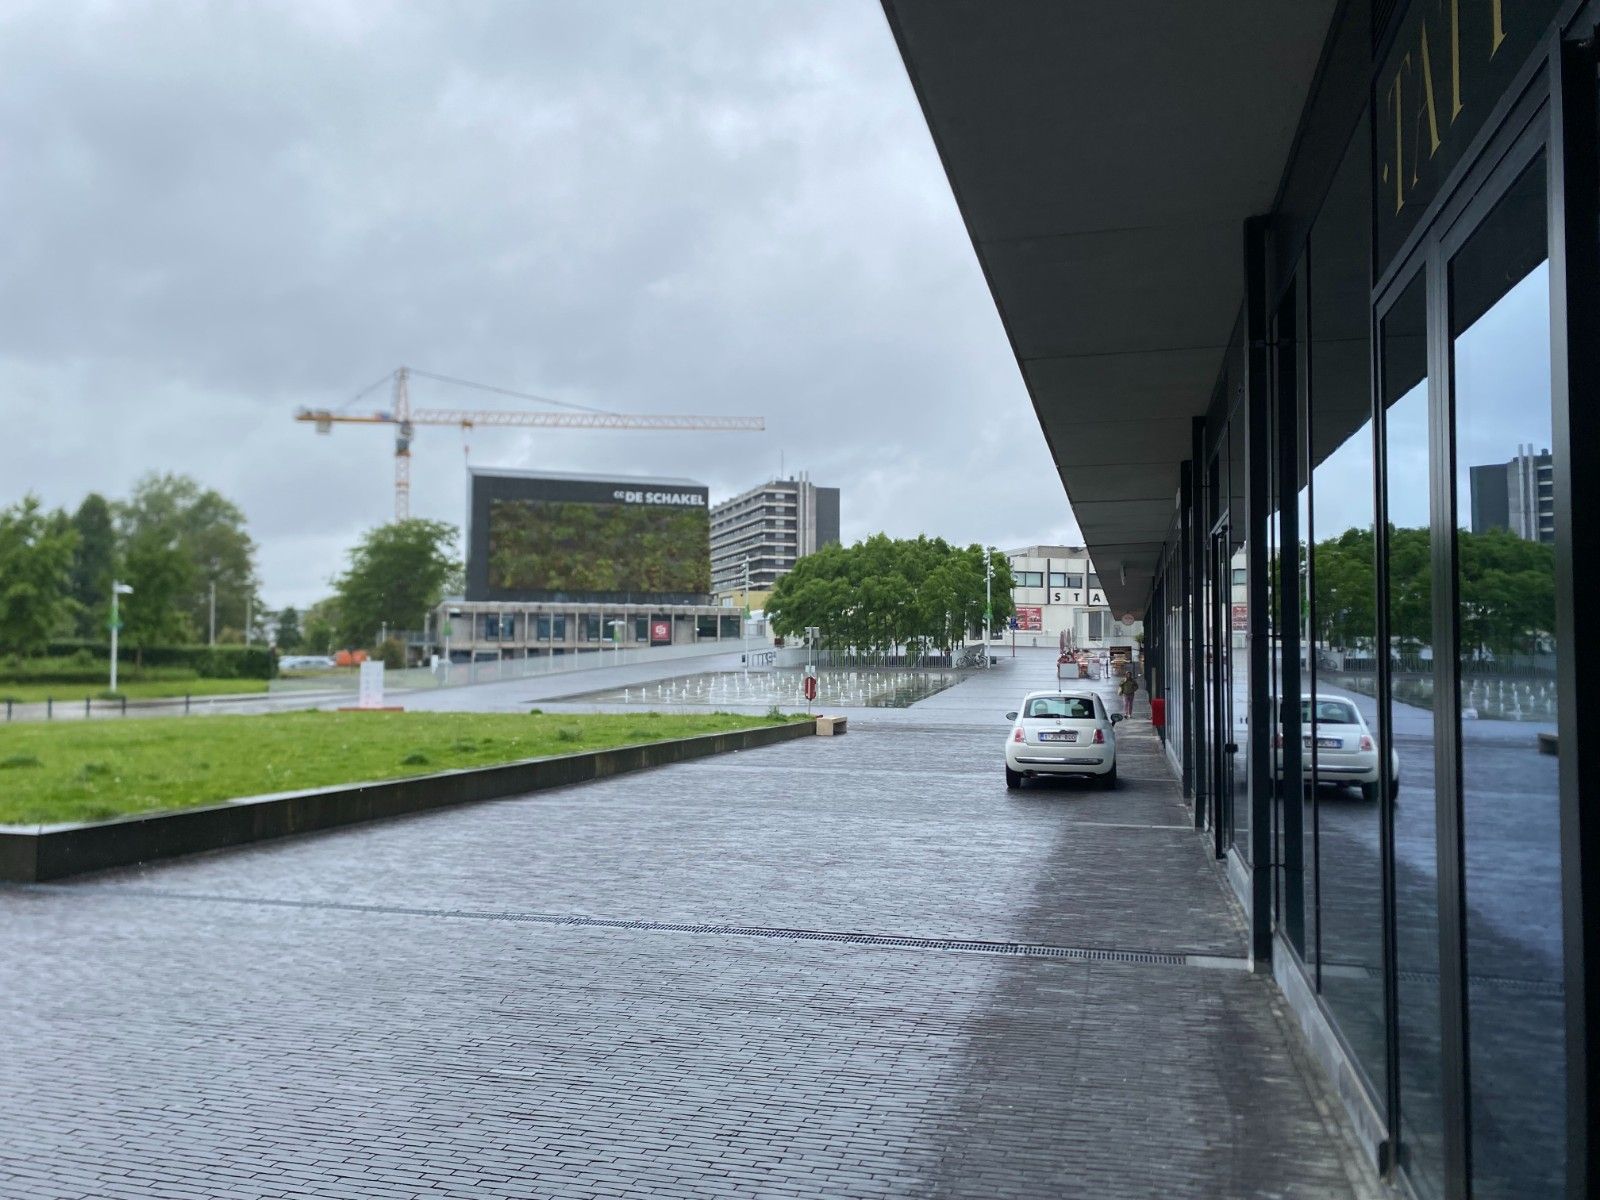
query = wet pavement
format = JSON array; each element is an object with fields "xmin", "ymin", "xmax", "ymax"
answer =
[{"xmin": 0, "ymin": 649, "xmax": 1382, "ymax": 1198}]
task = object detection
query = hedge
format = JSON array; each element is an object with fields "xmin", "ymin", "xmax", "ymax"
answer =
[{"xmin": 41, "ymin": 641, "xmax": 278, "ymax": 680}]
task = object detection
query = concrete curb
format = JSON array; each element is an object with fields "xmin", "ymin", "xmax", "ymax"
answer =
[{"xmin": 0, "ymin": 720, "xmax": 816, "ymax": 883}]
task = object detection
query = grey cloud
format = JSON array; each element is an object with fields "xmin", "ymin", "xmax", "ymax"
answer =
[{"xmin": 0, "ymin": 0, "xmax": 1079, "ymax": 608}]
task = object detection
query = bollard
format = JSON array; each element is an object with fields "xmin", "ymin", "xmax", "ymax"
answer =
[
  {"xmin": 47, "ymin": 697, "xmax": 53, "ymax": 720},
  {"xmin": 185, "ymin": 693, "xmax": 191, "ymax": 714},
  {"xmin": 85, "ymin": 696, "xmax": 91, "ymax": 718},
  {"xmin": 4, "ymin": 699, "xmax": 10, "ymax": 722},
  {"xmin": 121, "ymin": 695, "xmax": 128, "ymax": 716}
]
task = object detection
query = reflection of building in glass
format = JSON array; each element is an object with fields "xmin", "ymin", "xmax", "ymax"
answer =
[
  {"xmin": 709, "ymin": 475, "xmax": 840, "ymax": 598},
  {"xmin": 1470, "ymin": 444, "xmax": 1554, "ymax": 543}
]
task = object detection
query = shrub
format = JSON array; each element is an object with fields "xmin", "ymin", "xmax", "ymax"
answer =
[
  {"xmin": 374, "ymin": 638, "xmax": 406, "ymax": 670},
  {"xmin": 41, "ymin": 641, "xmax": 277, "ymax": 680}
]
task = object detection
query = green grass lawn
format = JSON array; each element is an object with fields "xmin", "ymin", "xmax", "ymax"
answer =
[
  {"xmin": 0, "ymin": 709, "xmax": 800, "ymax": 825},
  {"xmin": 0, "ymin": 677, "xmax": 271, "ymax": 703}
]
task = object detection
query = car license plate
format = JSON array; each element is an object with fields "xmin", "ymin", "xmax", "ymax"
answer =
[
  {"xmin": 1039, "ymin": 730, "xmax": 1077, "ymax": 743},
  {"xmin": 1303, "ymin": 736, "xmax": 1342, "ymax": 749}
]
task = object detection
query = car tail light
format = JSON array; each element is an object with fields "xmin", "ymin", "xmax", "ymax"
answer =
[
  {"xmin": 1092, "ymin": 728, "xmax": 1105, "ymax": 744},
  {"xmin": 1360, "ymin": 735, "xmax": 1374, "ymax": 751},
  {"xmin": 1012, "ymin": 728, "xmax": 1023, "ymax": 743}
]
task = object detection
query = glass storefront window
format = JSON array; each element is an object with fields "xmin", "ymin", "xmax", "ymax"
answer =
[
  {"xmin": 1382, "ymin": 273, "xmax": 1441, "ymax": 1198},
  {"xmin": 1447, "ymin": 154, "xmax": 1562, "ymax": 1198},
  {"xmin": 1229, "ymin": 409, "xmax": 1249, "ymax": 864},
  {"xmin": 1306, "ymin": 121, "xmax": 1387, "ymax": 1106},
  {"xmin": 1297, "ymin": 349, "xmax": 1318, "ymax": 970}
]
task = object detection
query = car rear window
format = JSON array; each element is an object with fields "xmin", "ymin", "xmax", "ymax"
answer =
[
  {"xmin": 1302, "ymin": 699, "xmax": 1358, "ymax": 725},
  {"xmin": 1026, "ymin": 697, "xmax": 1096, "ymax": 719}
]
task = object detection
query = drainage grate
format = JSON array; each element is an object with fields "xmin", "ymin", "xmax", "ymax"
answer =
[{"xmin": 68, "ymin": 885, "xmax": 1218, "ymax": 969}]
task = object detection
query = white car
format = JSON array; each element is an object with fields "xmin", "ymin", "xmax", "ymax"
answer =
[
  {"xmin": 1276, "ymin": 693, "xmax": 1400, "ymax": 802},
  {"xmin": 1004, "ymin": 690, "xmax": 1122, "ymax": 789}
]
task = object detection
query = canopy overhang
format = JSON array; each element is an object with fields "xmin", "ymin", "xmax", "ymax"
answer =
[{"xmin": 882, "ymin": 1, "xmax": 1336, "ymax": 615}]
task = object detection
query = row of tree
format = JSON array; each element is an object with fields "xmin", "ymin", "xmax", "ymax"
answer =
[
  {"xmin": 1, "ymin": 478, "xmax": 464, "ymax": 663},
  {"xmin": 767, "ymin": 535, "xmax": 1014, "ymax": 661},
  {"xmin": 0, "ymin": 474, "xmax": 259, "ymax": 658},
  {"xmin": 1297, "ymin": 525, "xmax": 1556, "ymax": 662}
]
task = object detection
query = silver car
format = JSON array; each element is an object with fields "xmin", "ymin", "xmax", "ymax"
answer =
[{"xmin": 1275, "ymin": 694, "xmax": 1400, "ymax": 802}]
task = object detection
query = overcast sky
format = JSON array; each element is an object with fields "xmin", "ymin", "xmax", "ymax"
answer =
[{"xmin": 0, "ymin": 0, "xmax": 1079, "ymax": 609}]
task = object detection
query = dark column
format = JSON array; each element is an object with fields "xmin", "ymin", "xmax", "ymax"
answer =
[
  {"xmin": 1552, "ymin": 26, "xmax": 1600, "ymax": 1199},
  {"xmin": 1188, "ymin": 420, "xmax": 1208, "ymax": 831},
  {"xmin": 1179, "ymin": 462, "xmax": 1195, "ymax": 796},
  {"xmin": 1244, "ymin": 217, "xmax": 1274, "ymax": 964},
  {"xmin": 1277, "ymin": 282, "xmax": 1306, "ymax": 953}
]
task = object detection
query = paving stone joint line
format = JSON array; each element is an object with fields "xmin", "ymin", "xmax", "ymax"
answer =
[{"xmin": 33, "ymin": 884, "xmax": 1248, "ymax": 970}]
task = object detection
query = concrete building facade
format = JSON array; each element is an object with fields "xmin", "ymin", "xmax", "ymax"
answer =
[
  {"xmin": 1470, "ymin": 444, "xmax": 1556, "ymax": 543},
  {"xmin": 1000, "ymin": 544, "xmax": 1142, "ymax": 649},
  {"xmin": 709, "ymin": 476, "xmax": 839, "ymax": 596}
]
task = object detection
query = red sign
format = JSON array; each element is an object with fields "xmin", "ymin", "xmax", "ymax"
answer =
[
  {"xmin": 1016, "ymin": 606, "xmax": 1043, "ymax": 632},
  {"xmin": 650, "ymin": 619, "xmax": 672, "ymax": 645},
  {"xmin": 1231, "ymin": 604, "xmax": 1248, "ymax": 632},
  {"xmin": 803, "ymin": 676, "xmax": 818, "ymax": 702}
]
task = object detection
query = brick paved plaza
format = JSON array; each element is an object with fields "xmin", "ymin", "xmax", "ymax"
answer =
[{"xmin": 1, "ymin": 652, "xmax": 1381, "ymax": 1198}]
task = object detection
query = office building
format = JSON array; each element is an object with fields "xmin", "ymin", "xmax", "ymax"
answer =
[
  {"xmin": 1002, "ymin": 545, "xmax": 1141, "ymax": 648},
  {"xmin": 709, "ymin": 476, "xmax": 839, "ymax": 596},
  {"xmin": 444, "ymin": 466, "xmax": 728, "ymax": 660},
  {"xmin": 1471, "ymin": 444, "xmax": 1556, "ymax": 542}
]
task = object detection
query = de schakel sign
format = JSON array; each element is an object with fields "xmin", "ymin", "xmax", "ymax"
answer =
[{"xmin": 611, "ymin": 489, "xmax": 705, "ymax": 506}]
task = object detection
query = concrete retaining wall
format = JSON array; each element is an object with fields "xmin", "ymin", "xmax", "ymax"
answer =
[{"xmin": 0, "ymin": 720, "xmax": 815, "ymax": 883}]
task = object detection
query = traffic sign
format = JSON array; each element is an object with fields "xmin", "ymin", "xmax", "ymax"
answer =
[{"xmin": 803, "ymin": 675, "xmax": 818, "ymax": 702}]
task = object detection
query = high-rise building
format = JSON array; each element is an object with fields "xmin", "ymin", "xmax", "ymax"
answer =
[
  {"xmin": 1470, "ymin": 445, "xmax": 1554, "ymax": 543},
  {"xmin": 709, "ymin": 476, "xmax": 839, "ymax": 595}
]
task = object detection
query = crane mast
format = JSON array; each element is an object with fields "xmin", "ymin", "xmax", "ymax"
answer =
[{"xmin": 295, "ymin": 367, "xmax": 763, "ymax": 521}]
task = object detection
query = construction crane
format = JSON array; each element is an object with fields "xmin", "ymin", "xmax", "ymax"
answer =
[{"xmin": 295, "ymin": 367, "xmax": 764, "ymax": 519}]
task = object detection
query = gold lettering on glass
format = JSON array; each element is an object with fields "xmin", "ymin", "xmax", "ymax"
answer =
[
  {"xmin": 1449, "ymin": 0, "xmax": 1463, "ymax": 119},
  {"xmin": 1417, "ymin": 21, "xmax": 1443, "ymax": 161},
  {"xmin": 1386, "ymin": 54, "xmax": 1411, "ymax": 214},
  {"xmin": 1490, "ymin": 0, "xmax": 1506, "ymax": 55}
]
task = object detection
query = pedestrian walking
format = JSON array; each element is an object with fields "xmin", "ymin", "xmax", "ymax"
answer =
[{"xmin": 1118, "ymin": 670, "xmax": 1138, "ymax": 717}]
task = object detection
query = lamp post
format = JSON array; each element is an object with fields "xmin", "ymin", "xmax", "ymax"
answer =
[
  {"xmin": 984, "ymin": 547, "xmax": 994, "ymax": 668},
  {"xmin": 742, "ymin": 555, "xmax": 751, "ymax": 670},
  {"xmin": 109, "ymin": 581, "xmax": 133, "ymax": 694},
  {"xmin": 1008, "ymin": 555, "xmax": 1018, "ymax": 658}
]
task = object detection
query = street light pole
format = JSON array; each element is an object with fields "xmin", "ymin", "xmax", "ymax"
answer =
[
  {"xmin": 984, "ymin": 548, "xmax": 993, "ymax": 669},
  {"xmin": 208, "ymin": 580, "xmax": 217, "ymax": 647},
  {"xmin": 109, "ymin": 581, "xmax": 133, "ymax": 694},
  {"xmin": 742, "ymin": 555, "xmax": 751, "ymax": 671}
]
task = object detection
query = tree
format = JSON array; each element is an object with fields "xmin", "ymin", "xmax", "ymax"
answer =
[
  {"xmin": 0, "ymin": 496, "xmax": 78, "ymax": 658},
  {"xmin": 116, "ymin": 473, "xmax": 260, "ymax": 642},
  {"xmin": 69, "ymin": 493, "xmax": 117, "ymax": 638},
  {"xmin": 768, "ymin": 535, "xmax": 1013, "ymax": 662},
  {"xmin": 300, "ymin": 598, "xmax": 339, "ymax": 656},
  {"xmin": 274, "ymin": 606, "xmax": 302, "ymax": 651},
  {"xmin": 333, "ymin": 520, "xmax": 460, "ymax": 648},
  {"xmin": 119, "ymin": 525, "xmax": 195, "ymax": 659}
]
